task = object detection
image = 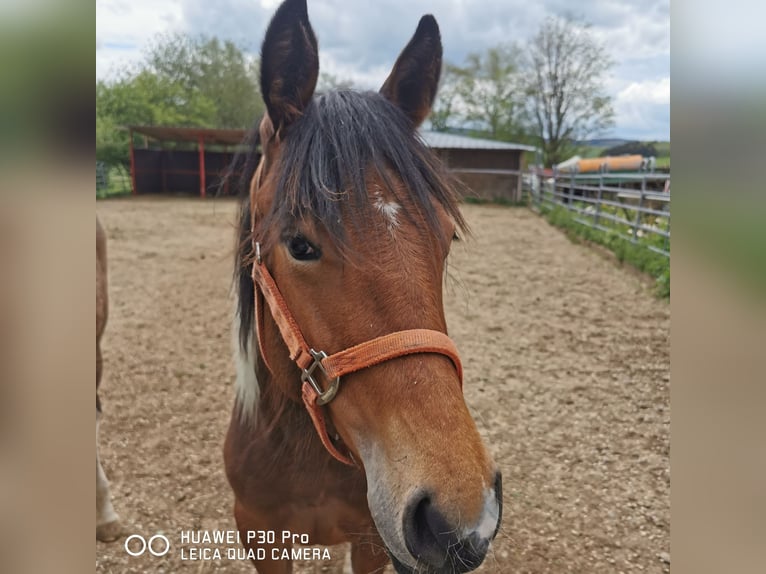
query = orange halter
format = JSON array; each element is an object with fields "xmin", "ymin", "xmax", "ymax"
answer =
[{"xmin": 249, "ymin": 163, "xmax": 463, "ymax": 466}]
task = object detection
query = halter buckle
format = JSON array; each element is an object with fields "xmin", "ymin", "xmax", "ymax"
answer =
[
  {"xmin": 301, "ymin": 349, "xmax": 340, "ymax": 406},
  {"xmin": 255, "ymin": 242, "xmax": 262, "ymax": 264}
]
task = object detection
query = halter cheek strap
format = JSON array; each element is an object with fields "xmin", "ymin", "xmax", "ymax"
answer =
[{"xmin": 251, "ymin": 243, "xmax": 463, "ymax": 467}]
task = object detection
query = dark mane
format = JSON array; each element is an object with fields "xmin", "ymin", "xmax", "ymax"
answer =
[
  {"xmin": 258, "ymin": 90, "xmax": 466, "ymax": 247},
  {"xmin": 231, "ymin": 89, "xmax": 467, "ymax": 354}
]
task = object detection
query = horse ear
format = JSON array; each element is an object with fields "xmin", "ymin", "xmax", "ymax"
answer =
[
  {"xmin": 260, "ymin": 0, "xmax": 319, "ymax": 132},
  {"xmin": 380, "ymin": 15, "xmax": 442, "ymax": 128}
]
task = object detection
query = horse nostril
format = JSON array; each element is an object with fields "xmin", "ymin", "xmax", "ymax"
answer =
[
  {"xmin": 403, "ymin": 491, "xmax": 493, "ymax": 573},
  {"xmin": 403, "ymin": 493, "xmax": 447, "ymax": 568}
]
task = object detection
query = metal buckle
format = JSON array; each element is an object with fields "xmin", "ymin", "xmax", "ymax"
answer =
[
  {"xmin": 255, "ymin": 242, "xmax": 262, "ymax": 264},
  {"xmin": 301, "ymin": 349, "xmax": 340, "ymax": 405}
]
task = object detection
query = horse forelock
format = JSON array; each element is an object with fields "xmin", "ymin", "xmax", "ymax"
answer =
[{"xmin": 253, "ymin": 89, "xmax": 468, "ymax": 254}]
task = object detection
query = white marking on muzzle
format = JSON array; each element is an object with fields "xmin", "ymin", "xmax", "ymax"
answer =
[{"xmin": 463, "ymin": 488, "xmax": 500, "ymax": 541}]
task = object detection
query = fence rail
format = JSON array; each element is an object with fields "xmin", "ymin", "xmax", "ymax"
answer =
[{"xmin": 525, "ymin": 168, "xmax": 670, "ymax": 257}]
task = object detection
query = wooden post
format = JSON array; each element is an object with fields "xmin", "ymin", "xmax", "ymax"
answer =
[
  {"xmin": 632, "ymin": 176, "xmax": 646, "ymax": 243},
  {"xmin": 568, "ymin": 171, "xmax": 575, "ymax": 210},
  {"xmin": 129, "ymin": 128, "xmax": 137, "ymax": 195},
  {"xmin": 594, "ymin": 168, "xmax": 604, "ymax": 227},
  {"xmin": 198, "ymin": 135, "xmax": 206, "ymax": 198},
  {"xmin": 551, "ymin": 169, "xmax": 557, "ymax": 207}
]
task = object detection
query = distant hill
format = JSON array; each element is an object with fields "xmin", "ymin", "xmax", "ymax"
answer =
[
  {"xmin": 579, "ymin": 138, "xmax": 670, "ymax": 150},
  {"xmin": 577, "ymin": 138, "xmax": 629, "ymax": 148}
]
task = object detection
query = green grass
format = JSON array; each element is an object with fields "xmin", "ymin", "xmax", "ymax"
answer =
[
  {"xmin": 684, "ymin": 196, "xmax": 766, "ymax": 297},
  {"xmin": 541, "ymin": 204, "xmax": 670, "ymax": 298},
  {"xmin": 655, "ymin": 156, "xmax": 671, "ymax": 169},
  {"xmin": 463, "ymin": 195, "xmax": 528, "ymax": 207},
  {"xmin": 577, "ymin": 145, "xmax": 608, "ymax": 158},
  {"xmin": 654, "ymin": 141, "xmax": 671, "ymax": 157}
]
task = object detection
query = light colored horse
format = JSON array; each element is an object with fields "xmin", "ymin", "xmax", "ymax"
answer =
[{"xmin": 96, "ymin": 218, "xmax": 121, "ymax": 542}]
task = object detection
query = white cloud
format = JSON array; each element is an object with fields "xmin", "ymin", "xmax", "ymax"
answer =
[
  {"xmin": 618, "ymin": 77, "xmax": 670, "ymax": 106},
  {"xmin": 612, "ymin": 77, "xmax": 670, "ymax": 140},
  {"xmin": 96, "ymin": 0, "xmax": 185, "ymax": 79},
  {"xmin": 96, "ymin": 0, "xmax": 670, "ymax": 140}
]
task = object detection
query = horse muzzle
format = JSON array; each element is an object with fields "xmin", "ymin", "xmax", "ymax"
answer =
[{"xmin": 384, "ymin": 472, "xmax": 503, "ymax": 573}]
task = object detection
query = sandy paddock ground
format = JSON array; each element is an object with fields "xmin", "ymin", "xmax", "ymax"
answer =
[{"xmin": 95, "ymin": 198, "xmax": 669, "ymax": 574}]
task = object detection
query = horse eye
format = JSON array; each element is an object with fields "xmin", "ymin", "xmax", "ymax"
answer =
[
  {"xmin": 287, "ymin": 235, "xmax": 320, "ymax": 261},
  {"xmin": 452, "ymin": 231, "xmax": 461, "ymax": 242}
]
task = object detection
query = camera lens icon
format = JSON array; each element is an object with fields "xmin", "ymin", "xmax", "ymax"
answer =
[{"xmin": 124, "ymin": 534, "xmax": 170, "ymax": 557}]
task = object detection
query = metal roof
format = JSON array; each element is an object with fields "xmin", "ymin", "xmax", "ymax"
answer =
[
  {"xmin": 129, "ymin": 126, "xmax": 249, "ymax": 146},
  {"xmin": 419, "ymin": 130, "xmax": 536, "ymax": 152},
  {"xmin": 128, "ymin": 125, "xmax": 536, "ymax": 152}
]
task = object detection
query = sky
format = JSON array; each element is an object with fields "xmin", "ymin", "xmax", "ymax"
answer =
[{"xmin": 96, "ymin": 0, "xmax": 670, "ymax": 141}]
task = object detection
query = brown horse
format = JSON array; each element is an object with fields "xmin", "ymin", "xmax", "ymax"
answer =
[
  {"xmin": 96, "ymin": 218, "xmax": 121, "ymax": 542},
  {"xmin": 224, "ymin": 1, "xmax": 501, "ymax": 572}
]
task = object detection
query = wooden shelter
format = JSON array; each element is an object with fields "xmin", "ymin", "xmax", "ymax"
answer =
[
  {"xmin": 420, "ymin": 131, "xmax": 536, "ymax": 202},
  {"xmin": 128, "ymin": 126, "xmax": 253, "ymax": 197},
  {"xmin": 128, "ymin": 125, "xmax": 534, "ymax": 201}
]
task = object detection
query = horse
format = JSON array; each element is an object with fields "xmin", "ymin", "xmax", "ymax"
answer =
[
  {"xmin": 224, "ymin": 1, "xmax": 501, "ymax": 572},
  {"xmin": 96, "ymin": 217, "xmax": 121, "ymax": 542}
]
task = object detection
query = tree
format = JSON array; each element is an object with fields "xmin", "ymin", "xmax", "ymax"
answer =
[
  {"xmin": 524, "ymin": 16, "xmax": 614, "ymax": 166},
  {"xmin": 96, "ymin": 71, "xmax": 217, "ymax": 168},
  {"xmin": 430, "ymin": 64, "xmax": 461, "ymax": 131},
  {"xmin": 144, "ymin": 34, "xmax": 264, "ymax": 128},
  {"xmin": 430, "ymin": 46, "xmax": 528, "ymax": 142},
  {"xmin": 457, "ymin": 46, "xmax": 528, "ymax": 141},
  {"xmin": 96, "ymin": 33, "xmax": 264, "ymax": 169},
  {"xmin": 97, "ymin": 71, "xmax": 216, "ymax": 129}
]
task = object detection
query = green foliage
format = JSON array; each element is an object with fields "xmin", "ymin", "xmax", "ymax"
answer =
[
  {"xmin": 578, "ymin": 145, "xmax": 608, "ymax": 158},
  {"xmin": 143, "ymin": 34, "xmax": 263, "ymax": 129},
  {"xmin": 601, "ymin": 141, "xmax": 657, "ymax": 157},
  {"xmin": 97, "ymin": 70, "xmax": 218, "ymax": 169},
  {"xmin": 96, "ymin": 166, "xmax": 132, "ymax": 199},
  {"xmin": 431, "ymin": 47, "xmax": 530, "ymax": 143},
  {"xmin": 654, "ymin": 141, "xmax": 671, "ymax": 157},
  {"xmin": 96, "ymin": 113, "xmax": 128, "ymax": 167},
  {"xmin": 454, "ymin": 46, "xmax": 528, "ymax": 142},
  {"xmin": 430, "ymin": 17, "xmax": 616, "ymax": 164},
  {"xmin": 685, "ymin": 198, "xmax": 766, "ymax": 296},
  {"xmin": 96, "ymin": 34, "xmax": 264, "ymax": 183},
  {"xmin": 430, "ymin": 63, "xmax": 461, "ymax": 132},
  {"xmin": 542, "ymin": 205, "xmax": 670, "ymax": 298},
  {"xmin": 655, "ymin": 156, "xmax": 671, "ymax": 169}
]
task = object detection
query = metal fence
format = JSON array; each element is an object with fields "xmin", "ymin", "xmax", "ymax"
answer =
[
  {"xmin": 96, "ymin": 161, "xmax": 109, "ymax": 191},
  {"xmin": 525, "ymin": 168, "xmax": 671, "ymax": 257}
]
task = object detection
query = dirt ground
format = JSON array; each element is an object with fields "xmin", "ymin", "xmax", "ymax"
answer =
[{"xmin": 95, "ymin": 198, "xmax": 669, "ymax": 574}]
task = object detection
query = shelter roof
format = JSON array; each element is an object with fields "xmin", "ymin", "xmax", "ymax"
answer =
[
  {"xmin": 129, "ymin": 125, "xmax": 537, "ymax": 152},
  {"xmin": 129, "ymin": 126, "xmax": 249, "ymax": 146},
  {"xmin": 419, "ymin": 130, "xmax": 536, "ymax": 152}
]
